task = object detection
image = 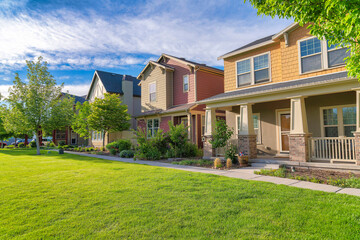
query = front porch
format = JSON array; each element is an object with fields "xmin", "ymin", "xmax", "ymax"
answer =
[{"xmin": 203, "ymin": 89, "xmax": 360, "ymax": 166}]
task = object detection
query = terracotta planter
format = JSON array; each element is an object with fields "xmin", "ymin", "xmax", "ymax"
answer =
[{"xmin": 237, "ymin": 155, "xmax": 248, "ymax": 167}]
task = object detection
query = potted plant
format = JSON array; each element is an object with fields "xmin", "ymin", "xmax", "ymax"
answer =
[
  {"xmin": 237, "ymin": 152, "xmax": 248, "ymax": 167},
  {"xmin": 58, "ymin": 146, "xmax": 64, "ymax": 154}
]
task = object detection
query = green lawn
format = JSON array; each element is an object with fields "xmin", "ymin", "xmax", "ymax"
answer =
[{"xmin": 1, "ymin": 150, "xmax": 360, "ymax": 239}]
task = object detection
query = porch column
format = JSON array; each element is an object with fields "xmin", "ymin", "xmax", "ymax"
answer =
[
  {"xmin": 354, "ymin": 90, "xmax": 360, "ymax": 165},
  {"xmin": 187, "ymin": 113, "xmax": 191, "ymax": 141},
  {"xmin": 289, "ymin": 97, "xmax": 311, "ymax": 162},
  {"xmin": 203, "ymin": 107, "xmax": 216, "ymax": 159},
  {"xmin": 238, "ymin": 103, "xmax": 257, "ymax": 159}
]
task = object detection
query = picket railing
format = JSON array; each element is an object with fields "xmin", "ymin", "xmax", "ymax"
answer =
[{"xmin": 309, "ymin": 137, "xmax": 356, "ymax": 163}]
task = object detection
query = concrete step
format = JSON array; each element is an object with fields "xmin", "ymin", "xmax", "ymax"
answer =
[{"xmin": 250, "ymin": 163, "xmax": 280, "ymax": 169}]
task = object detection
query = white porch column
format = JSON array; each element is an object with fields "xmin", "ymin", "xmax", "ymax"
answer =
[
  {"xmin": 203, "ymin": 107, "xmax": 216, "ymax": 159},
  {"xmin": 187, "ymin": 112, "xmax": 192, "ymax": 140},
  {"xmin": 289, "ymin": 96, "xmax": 311, "ymax": 162},
  {"xmin": 354, "ymin": 90, "xmax": 360, "ymax": 165},
  {"xmin": 238, "ymin": 104, "xmax": 257, "ymax": 159}
]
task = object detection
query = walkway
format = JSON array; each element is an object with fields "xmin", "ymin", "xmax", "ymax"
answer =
[{"xmin": 64, "ymin": 151, "xmax": 360, "ymax": 197}]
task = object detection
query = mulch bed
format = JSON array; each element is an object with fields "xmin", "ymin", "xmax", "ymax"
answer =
[{"xmin": 284, "ymin": 167, "xmax": 360, "ymax": 181}]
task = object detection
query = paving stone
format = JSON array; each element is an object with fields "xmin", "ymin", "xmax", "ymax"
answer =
[
  {"xmin": 336, "ymin": 188, "xmax": 360, "ymax": 197},
  {"xmin": 221, "ymin": 172, "xmax": 262, "ymax": 180},
  {"xmin": 290, "ymin": 181, "xmax": 342, "ymax": 193}
]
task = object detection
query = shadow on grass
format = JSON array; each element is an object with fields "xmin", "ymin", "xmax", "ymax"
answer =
[{"xmin": 0, "ymin": 149, "xmax": 115, "ymax": 164}]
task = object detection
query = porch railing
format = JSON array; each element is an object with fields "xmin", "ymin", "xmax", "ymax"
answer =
[{"xmin": 309, "ymin": 137, "xmax": 356, "ymax": 163}]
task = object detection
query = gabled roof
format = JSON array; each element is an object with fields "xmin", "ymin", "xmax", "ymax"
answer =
[
  {"xmin": 61, "ymin": 92, "xmax": 87, "ymax": 104},
  {"xmin": 86, "ymin": 70, "xmax": 141, "ymax": 99},
  {"xmin": 135, "ymin": 103, "xmax": 196, "ymax": 118},
  {"xmin": 218, "ymin": 22, "xmax": 300, "ymax": 60}
]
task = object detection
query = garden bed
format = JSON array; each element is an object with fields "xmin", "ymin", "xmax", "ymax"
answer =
[
  {"xmin": 255, "ymin": 166, "xmax": 360, "ymax": 189},
  {"xmin": 168, "ymin": 159, "xmax": 245, "ymax": 170}
]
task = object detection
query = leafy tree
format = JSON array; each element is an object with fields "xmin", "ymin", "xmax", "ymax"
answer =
[
  {"xmin": 167, "ymin": 121, "xmax": 189, "ymax": 158},
  {"xmin": 87, "ymin": 93, "xmax": 131, "ymax": 148},
  {"xmin": 71, "ymin": 101, "xmax": 91, "ymax": 139},
  {"xmin": 247, "ymin": 0, "xmax": 360, "ymax": 78},
  {"xmin": 0, "ymin": 108, "xmax": 12, "ymax": 148},
  {"xmin": 6, "ymin": 57, "xmax": 74, "ymax": 155},
  {"xmin": 210, "ymin": 119, "xmax": 234, "ymax": 149}
]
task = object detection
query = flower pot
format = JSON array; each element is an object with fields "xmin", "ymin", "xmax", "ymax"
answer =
[
  {"xmin": 59, "ymin": 148, "xmax": 64, "ymax": 154},
  {"xmin": 237, "ymin": 155, "xmax": 248, "ymax": 167}
]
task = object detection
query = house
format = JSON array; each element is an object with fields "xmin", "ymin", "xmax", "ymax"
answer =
[
  {"xmin": 199, "ymin": 23, "xmax": 359, "ymax": 164},
  {"xmin": 52, "ymin": 93, "xmax": 88, "ymax": 146},
  {"xmin": 136, "ymin": 54, "xmax": 224, "ymax": 147},
  {"xmin": 86, "ymin": 70, "xmax": 141, "ymax": 147}
]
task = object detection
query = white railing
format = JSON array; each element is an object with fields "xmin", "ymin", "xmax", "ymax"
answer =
[{"xmin": 309, "ymin": 137, "xmax": 356, "ymax": 163}]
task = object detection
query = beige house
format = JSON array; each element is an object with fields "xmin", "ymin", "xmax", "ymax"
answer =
[
  {"xmin": 199, "ymin": 23, "xmax": 359, "ymax": 165},
  {"xmin": 86, "ymin": 70, "xmax": 141, "ymax": 147}
]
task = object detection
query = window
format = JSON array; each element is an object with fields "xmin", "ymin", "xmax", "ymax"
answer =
[
  {"xmin": 92, "ymin": 131, "xmax": 103, "ymax": 141},
  {"xmin": 147, "ymin": 119, "xmax": 159, "ymax": 138},
  {"xmin": 236, "ymin": 53, "xmax": 270, "ymax": 87},
  {"xmin": 299, "ymin": 37, "xmax": 350, "ymax": 73},
  {"xmin": 183, "ymin": 75, "xmax": 189, "ymax": 92},
  {"xmin": 149, "ymin": 82, "xmax": 156, "ymax": 102},
  {"xmin": 201, "ymin": 115, "xmax": 205, "ymax": 135},
  {"xmin": 55, "ymin": 130, "xmax": 66, "ymax": 139},
  {"xmin": 322, "ymin": 105, "xmax": 356, "ymax": 137},
  {"xmin": 236, "ymin": 114, "xmax": 261, "ymax": 143}
]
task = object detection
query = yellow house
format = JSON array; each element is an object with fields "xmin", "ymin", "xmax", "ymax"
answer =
[{"xmin": 199, "ymin": 23, "xmax": 359, "ymax": 164}]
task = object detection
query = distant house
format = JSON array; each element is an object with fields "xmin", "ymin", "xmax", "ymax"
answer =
[
  {"xmin": 52, "ymin": 93, "xmax": 88, "ymax": 146},
  {"xmin": 136, "ymin": 54, "xmax": 224, "ymax": 147},
  {"xmin": 86, "ymin": 70, "xmax": 141, "ymax": 147}
]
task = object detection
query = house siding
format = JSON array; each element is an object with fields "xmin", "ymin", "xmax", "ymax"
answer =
[
  {"xmin": 160, "ymin": 116, "xmax": 172, "ymax": 132},
  {"xmin": 196, "ymin": 70, "xmax": 224, "ymax": 101}
]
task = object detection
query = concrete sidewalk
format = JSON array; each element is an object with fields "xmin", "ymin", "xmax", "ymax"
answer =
[{"xmin": 64, "ymin": 151, "xmax": 360, "ymax": 197}]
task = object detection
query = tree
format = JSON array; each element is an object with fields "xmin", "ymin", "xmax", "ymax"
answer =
[
  {"xmin": 247, "ymin": 0, "xmax": 360, "ymax": 79},
  {"xmin": 210, "ymin": 119, "xmax": 234, "ymax": 149},
  {"xmin": 0, "ymin": 108, "xmax": 12, "ymax": 148},
  {"xmin": 87, "ymin": 93, "xmax": 131, "ymax": 148},
  {"xmin": 6, "ymin": 57, "xmax": 74, "ymax": 155},
  {"xmin": 71, "ymin": 101, "xmax": 92, "ymax": 139}
]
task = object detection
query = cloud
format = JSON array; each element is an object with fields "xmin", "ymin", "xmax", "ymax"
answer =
[{"xmin": 0, "ymin": 1, "xmax": 291, "ymax": 71}]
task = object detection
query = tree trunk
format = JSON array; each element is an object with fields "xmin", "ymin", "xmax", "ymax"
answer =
[
  {"xmin": 35, "ymin": 131, "xmax": 41, "ymax": 155},
  {"xmin": 102, "ymin": 131, "xmax": 106, "ymax": 149},
  {"xmin": 1, "ymin": 139, "xmax": 3, "ymax": 149},
  {"xmin": 14, "ymin": 137, "xmax": 17, "ymax": 147}
]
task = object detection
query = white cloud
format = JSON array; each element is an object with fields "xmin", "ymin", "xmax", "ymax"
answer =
[
  {"xmin": 0, "ymin": 85, "xmax": 11, "ymax": 99},
  {"xmin": 0, "ymin": 2, "xmax": 292, "ymax": 71},
  {"xmin": 62, "ymin": 84, "xmax": 89, "ymax": 96}
]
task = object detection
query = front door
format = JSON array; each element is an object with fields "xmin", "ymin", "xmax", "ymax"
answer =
[{"xmin": 278, "ymin": 111, "xmax": 290, "ymax": 152}]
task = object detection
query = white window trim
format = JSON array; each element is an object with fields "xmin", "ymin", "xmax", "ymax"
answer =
[
  {"xmin": 234, "ymin": 51, "xmax": 272, "ymax": 88},
  {"xmin": 147, "ymin": 118, "xmax": 160, "ymax": 138},
  {"xmin": 183, "ymin": 75, "xmax": 189, "ymax": 92},
  {"xmin": 298, "ymin": 36, "xmax": 348, "ymax": 75},
  {"xmin": 236, "ymin": 113, "xmax": 262, "ymax": 144},
  {"xmin": 320, "ymin": 104, "xmax": 356, "ymax": 137},
  {"xmin": 149, "ymin": 81, "xmax": 156, "ymax": 102}
]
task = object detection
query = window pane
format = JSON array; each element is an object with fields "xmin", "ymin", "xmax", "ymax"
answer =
[
  {"xmin": 237, "ymin": 73, "xmax": 251, "ymax": 86},
  {"xmin": 150, "ymin": 92, "xmax": 156, "ymax": 102},
  {"xmin": 254, "ymin": 54, "xmax": 268, "ymax": 70},
  {"xmin": 300, "ymin": 38, "xmax": 321, "ymax": 57},
  {"xmin": 253, "ymin": 115, "xmax": 258, "ymax": 128},
  {"xmin": 237, "ymin": 116, "xmax": 240, "ymax": 134},
  {"xmin": 237, "ymin": 59, "xmax": 251, "ymax": 74},
  {"xmin": 147, "ymin": 120, "xmax": 153, "ymax": 128},
  {"xmin": 154, "ymin": 119, "xmax": 159, "ymax": 128},
  {"xmin": 301, "ymin": 54, "xmax": 322, "ymax": 73},
  {"xmin": 343, "ymin": 107, "xmax": 356, "ymax": 125},
  {"xmin": 149, "ymin": 83, "xmax": 156, "ymax": 93},
  {"xmin": 328, "ymin": 48, "xmax": 350, "ymax": 67},
  {"xmin": 325, "ymin": 127, "xmax": 338, "ymax": 137},
  {"xmin": 323, "ymin": 108, "xmax": 338, "ymax": 125},
  {"xmin": 344, "ymin": 126, "xmax": 356, "ymax": 137},
  {"xmin": 254, "ymin": 69, "xmax": 269, "ymax": 83}
]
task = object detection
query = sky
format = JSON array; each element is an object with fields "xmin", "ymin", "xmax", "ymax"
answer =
[{"xmin": 0, "ymin": 0, "xmax": 292, "ymax": 98}]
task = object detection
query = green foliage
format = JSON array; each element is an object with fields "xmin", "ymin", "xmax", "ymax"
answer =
[
  {"xmin": 5, "ymin": 145, "xmax": 15, "ymax": 149},
  {"xmin": 254, "ymin": 168, "xmax": 287, "ymax": 178},
  {"xmin": 58, "ymin": 140, "xmax": 66, "ymax": 146},
  {"xmin": 172, "ymin": 159, "xmax": 213, "ymax": 167},
  {"xmin": 106, "ymin": 139, "xmax": 132, "ymax": 155},
  {"xmin": 72, "ymin": 101, "xmax": 91, "ymax": 139},
  {"xmin": 5, "ymin": 57, "xmax": 74, "ymax": 155},
  {"xmin": 210, "ymin": 119, "xmax": 233, "ymax": 149},
  {"xmin": 17, "ymin": 142, "xmax": 25, "ymax": 148},
  {"xmin": 167, "ymin": 121, "xmax": 189, "ymax": 158},
  {"xmin": 225, "ymin": 144, "xmax": 238, "ymax": 164},
  {"xmin": 119, "ymin": 150, "xmax": 135, "ymax": 158},
  {"xmin": 29, "ymin": 141, "xmax": 37, "ymax": 148},
  {"xmin": 328, "ymin": 176, "xmax": 360, "ymax": 189},
  {"xmin": 49, "ymin": 142, "xmax": 56, "ymax": 148},
  {"xmin": 134, "ymin": 127, "xmax": 166, "ymax": 160},
  {"xmin": 247, "ymin": 0, "xmax": 360, "ymax": 79}
]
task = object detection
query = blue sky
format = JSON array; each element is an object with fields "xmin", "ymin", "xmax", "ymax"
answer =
[{"xmin": 0, "ymin": 0, "xmax": 292, "ymax": 97}]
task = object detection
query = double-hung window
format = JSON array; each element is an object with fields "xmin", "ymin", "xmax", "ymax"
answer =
[
  {"xmin": 236, "ymin": 53, "xmax": 270, "ymax": 87},
  {"xmin": 322, "ymin": 105, "xmax": 356, "ymax": 137},
  {"xmin": 147, "ymin": 119, "xmax": 159, "ymax": 138},
  {"xmin": 149, "ymin": 82, "xmax": 156, "ymax": 102},
  {"xmin": 299, "ymin": 37, "xmax": 350, "ymax": 74},
  {"xmin": 183, "ymin": 75, "xmax": 189, "ymax": 92}
]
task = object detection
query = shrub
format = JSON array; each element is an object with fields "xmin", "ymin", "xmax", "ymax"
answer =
[
  {"xmin": 119, "ymin": 150, "xmax": 134, "ymax": 158},
  {"xmin": 58, "ymin": 140, "xmax": 66, "ymax": 146},
  {"xmin": 100, "ymin": 146, "xmax": 105, "ymax": 152},
  {"xmin": 225, "ymin": 144, "xmax": 238, "ymax": 164},
  {"xmin": 29, "ymin": 141, "xmax": 37, "ymax": 148},
  {"xmin": 47, "ymin": 142, "xmax": 56, "ymax": 148},
  {"xmin": 106, "ymin": 141, "xmax": 119, "ymax": 151},
  {"xmin": 117, "ymin": 139, "xmax": 132, "ymax": 152},
  {"xmin": 226, "ymin": 158, "xmax": 232, "ymax": 169},
  {"xmin": 210, "ymin": 119, "xmax": 234, "ymax": 149},
  {"xmin": 167, "ymin": 121, "xmax": 188, "ymax": 158},
  {"xmin": 214, "ymin": 158, "xmax": 222, "ymax": 169},
  {"xmin": 63, "ymin": 145, "xmax": 70, "ymax": 149},
  {"xmin": 18, "ymin": 142, "xmax": 25, "ymax": 148},
  {"xmin": 5, "ymin": 145, "xmax": 15, "ymax": 149},
  {"xmin": 172, "ymin": 159, "xmax": 213, "ymax": 167},
  {"xmin": 134, "ymin": 127, "xmax": 167, "ymax": 160},
  {"xmin": 109, "ymin": 148, "xmax": 117, "ymax": 155}
]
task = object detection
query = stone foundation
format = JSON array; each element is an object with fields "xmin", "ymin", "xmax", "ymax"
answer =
[
  {"xmin": 238, "ymin": 135, "xmax": 257, "ymax": 159},
  {"xmin": 354, "ymin": 132, "xmax": 360, "ymax": 165},
  {"xmin": 289, "ymin": 133, "xmax": 311, "ymax": 162},
  {"xmin": 203, "ymin": 136, "xmax": 215, "ymax": 159}
]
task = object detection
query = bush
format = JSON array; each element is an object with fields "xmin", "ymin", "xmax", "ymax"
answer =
[
  {"xmin": 18, "ymin": 142, "xmax": 25, "ymax": 148},
  {"xmin": 5, "ymin": 144, "xmax": 15, "ymax": 149},
  {"xmin": 47, "ymin": 142, "xmax": 56, "ymax": 148},
  {"xmin": 167, "ymin": 121, "xmax": 188, "ymax": 158},
  {"xmin": 109, "ymin": 148, "xmax": 117, "ymax": 155},
  {"xmin": 226, "ymin": 158, "xmax": 232, "ymax": 168},
  {"xmin": 63, "ymin": 145, "xmax": 70, "ymax": 149},
  {"xmin": 119, "ymin": 150, "xmax": 134, "ymax": 158},
  {"xmin": 134, "ymin": 127, "xmax": 167, "ymax": 160},
  {"xmin": 214, "ymin": 158, "xmax": 222, "ymax": 169},
  {"xmin": 117, "ymin": 139, "xmax": 132, "ymax": 152},
  {"xmin": 58, "ymin": 140, "xmax": 66, "ymax": 146},
  {"xmin": 29, "ymin": 141, "xmax": 37, "ymax": 148},
  {"xmin": 225, "ymin": 144, "xmax": 238, "ymax": 164}
]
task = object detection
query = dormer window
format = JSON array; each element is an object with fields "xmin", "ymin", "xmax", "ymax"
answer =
[
  {"xmin": 149, "ymin": 82, "xmax": 156, "ymax": 102},
  {"xmin": 299, "ymin": 37, "xmax": 350, "ymax": 74},
  {"xmin": 183, "ymin": 75, "xmax": 189, "ymax": 92},
  {"xmin": 236, "ymin": 52, "xmax": 270, "ymax": 88}
]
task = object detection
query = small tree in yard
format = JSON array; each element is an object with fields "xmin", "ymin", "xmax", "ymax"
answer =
[
  {"xmin": 72, "ymin": 101, "xmax": 92, "ymax": 139},
  {"xmin": 0, "ymin": 108, "xmax": 12, "ymax": 148},
  {"xmin": 6, "ymin": 57, "xmax": 74, "ymax": 155},
  {"xmin": 87, "ymin": 93, "xmax": 131, "ymax": 148},
  {"xmin": 167, "ymin": 121, "xmax": 189, "ymax": 158},
  {"xmin": 247, "ymin": 0, "xmax": 360, "ymax": 79},
  {"xmin": 210, "ymin": 119, "xmax": 237, "ymax": 163}
]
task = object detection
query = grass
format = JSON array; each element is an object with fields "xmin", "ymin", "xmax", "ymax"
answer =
[
  {"xmin": 1, "ymin": 149, "xmax": 360, "ymax": 239},
  {"xmin": 171, "ymin": 159, "xmax": 213, "ymax": 167}
]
